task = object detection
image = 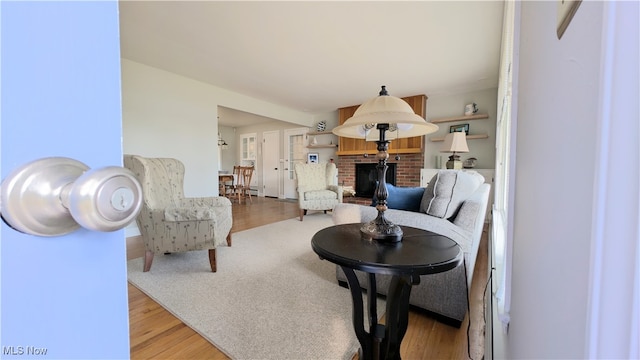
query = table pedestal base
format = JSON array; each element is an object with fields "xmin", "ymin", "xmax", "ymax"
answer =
[{"xmin": 341, "ymin": 267, "xmax": 420, "ymax": 360}]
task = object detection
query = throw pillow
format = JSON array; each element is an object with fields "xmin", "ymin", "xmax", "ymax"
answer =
[
  {"xmin": 420, "ymin": 170, "xmax": 484, "ymax": 219},
  {"xmin": 371, "ymin": 183, "xmax": 425, "ymax": 212}
]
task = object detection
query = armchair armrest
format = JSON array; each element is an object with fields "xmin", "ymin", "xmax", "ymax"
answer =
[
  {"xmin": 164, "ymin": 206, "xmax": 217, "ymax": 221},
  {"xmin": 328, "ymin": 185, "xmax": 344, "ymax": 202},
  {"xmin": 332, "ymin": 203, "xmax": 363, "ymax": 224},
  {"xmin": 164, "ymin": 197, "xmax": 232, "ymax": 221},
  {"xmin": 179, "ymin": 197, "xmax": 232, "ymax": 208}
]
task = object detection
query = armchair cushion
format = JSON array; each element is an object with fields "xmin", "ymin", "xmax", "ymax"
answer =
[{"xmin": 303, "ymin": 189, "xmax": 339, "ymax": 201}]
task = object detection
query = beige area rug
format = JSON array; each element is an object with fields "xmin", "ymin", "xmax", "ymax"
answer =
[{"xmin": 127, "ymin": 213, "xmax": 384, "ymax": 360}]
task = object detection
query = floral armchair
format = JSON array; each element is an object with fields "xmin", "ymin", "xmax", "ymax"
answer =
[
  {"xmin": 294, "ymin": 162, "xmax": 343, "ymax": 221},
  {"xmin": 124, "ymin": 155, "xmax": 232, "ymax": 272}
]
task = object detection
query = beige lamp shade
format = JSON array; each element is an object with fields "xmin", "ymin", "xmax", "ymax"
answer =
[
  {"xmin": 440, "ymin": 132, "xmax": 469, "ymax": 153},
  {"xmin": 332, "ymin": 86, "xmax": 438, "ymax": 141}
]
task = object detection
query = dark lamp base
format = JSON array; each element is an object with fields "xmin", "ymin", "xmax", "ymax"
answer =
[{"xmin": 360, "ymin": 218, "xmax": 403, "ymax": 243}]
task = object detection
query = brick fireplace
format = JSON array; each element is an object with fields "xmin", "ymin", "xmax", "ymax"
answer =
[{"xmin": 336, "ymin": 153, "xmax": 424, "ymax": 204}]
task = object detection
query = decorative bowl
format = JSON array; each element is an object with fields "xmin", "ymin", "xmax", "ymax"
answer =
[{"xmin": 463, "ymin": 157, "xmax": 477, "ymax": 169}]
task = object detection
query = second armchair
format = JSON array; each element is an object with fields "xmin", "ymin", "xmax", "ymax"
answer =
[{"xmin": 294, "ymin": 162, "xmax": 343, "ymax": 221}]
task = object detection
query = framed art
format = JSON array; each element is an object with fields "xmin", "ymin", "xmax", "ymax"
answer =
[
  {"xmin": 557, "ymin": 0, "xmax": 582, "ymax": 39},
  {"xmin": 450, "ymin": 123, "xmax": 470, "ymax": 135},
  {"xmin": 307, "ymin": 153, "xmax": 319, "ymax": 164}
]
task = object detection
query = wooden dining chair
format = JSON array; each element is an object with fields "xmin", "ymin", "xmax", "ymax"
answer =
[
  {"xmin": 222, "ymin": 166, "xmax": 240, "ymax": 200},
  {"xmin": 237, "ymin": 166, "xmax": 254, "ymax": 204},
  {"xmin": 225, "ymin": 166, "xmax": 254, "ymax": 204}
]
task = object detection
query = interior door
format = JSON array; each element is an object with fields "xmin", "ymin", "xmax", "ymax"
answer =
[
  {"xmin": 0, "ymin": 2, "xmax": 130, "ymax": 358},
  {"xmin": 262, "ymin": 130, "xmax": 280, "ymax": 198},
  {"xmin": 283, "ymin": 128, "xmax": 308, "ymax": 199}
]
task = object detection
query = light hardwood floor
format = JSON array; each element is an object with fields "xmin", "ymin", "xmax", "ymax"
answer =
[{"xmin": 127, "ymin": 196, "xmax": 488, "ymax": 359}]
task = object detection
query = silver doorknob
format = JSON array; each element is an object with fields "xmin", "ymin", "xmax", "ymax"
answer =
[{"xmin": 1, "ymin": 157, "xmax": 143, "ymax": 236}]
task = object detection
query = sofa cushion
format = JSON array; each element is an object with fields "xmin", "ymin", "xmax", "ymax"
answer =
[
  {"xmin": 420, "ymin": 170, "xmax": 484, "ymax": 219},
  {"xmin": 371, "ymin": 183, "xmax": 425, "ymax": 212}
]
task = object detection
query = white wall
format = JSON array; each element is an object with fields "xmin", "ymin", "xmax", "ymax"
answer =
[
  {"xmin": 218, "ymin": 125, "xmax": 236, "ymax": 171},
  {"xmin": 499, "ymin": 1, "xmax": 639, "ymax": 358},
  {"xmin": 424, "ymin": 88, "xmax": 498, "ymax": 169},
  {"xmin": 121, "ymin": 59, "xmax": 314, "ymax": 197}
]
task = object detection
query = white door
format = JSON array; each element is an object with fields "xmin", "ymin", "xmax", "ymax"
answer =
[
  {"xmin": 283, "ymin": 128, "xmax": 309, "ymax": 199},
  {"xmin": 1, "ymin": 2, "xmax": 130, "ymax": 358},
  {"xmin": 262, "ymin": 130, "xmax": 280, "ymax": 198}
]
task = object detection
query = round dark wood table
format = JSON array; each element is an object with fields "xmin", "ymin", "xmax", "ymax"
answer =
[{"xmin": 311, "ymin": 223, "xmax": 462, "ymax": 360}]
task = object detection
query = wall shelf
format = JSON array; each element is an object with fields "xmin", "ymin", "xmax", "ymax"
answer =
[
  {"xmin": 430, "ymin": 133, "xmax": 489, "ymax": 142},
  {"xmin": 307, "ymin": 144, "xmax": 339, "ymax": 149},
  {"xmin": 307, "ymin": 130, "xmax": 338, "ymax": 148},
  {"xmin": 307, "ymin": 131, "xmax": 334, "ymax": 136},
  {"xmin": 430, "ymin": 113, "xmax": 489, "ymax": 124}
]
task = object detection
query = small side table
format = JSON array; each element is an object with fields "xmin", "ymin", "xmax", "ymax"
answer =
[{"xmin": 311, "ymin": 223, "xmax": 462, "ymax": 360}]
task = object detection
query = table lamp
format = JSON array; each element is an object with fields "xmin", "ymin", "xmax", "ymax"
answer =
[
  {"xmin": 441, "ymin": 132, "xmax": 469, "ymax": 169},
  {"xmin": 332, "ymin": 86, "xmax": 439, "ymax": 243}
]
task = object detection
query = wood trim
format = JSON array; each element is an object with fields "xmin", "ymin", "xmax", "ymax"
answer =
[
  {"xmin": 336, "ymin": 148, "xmax": 423, "ymax": 156},
  {"xmin": 307, "ymin": 144, "xmax": 339, "ymax": 149},
  {"xmin": 430, "ymin": 113, "xmax": 489, "ymax": 124}
]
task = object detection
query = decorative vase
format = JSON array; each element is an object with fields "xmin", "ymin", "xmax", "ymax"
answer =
[{"xmin": 316, "ymin": 121, "xmax": 326, "ymax": 132}]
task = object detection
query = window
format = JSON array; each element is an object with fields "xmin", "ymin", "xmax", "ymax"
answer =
[
  {"xmin": 240, "ymin": 133, "xmax": 257, "ymax": 167},
  {"xmin": 492, "ymin": 0, "xmax": 518, "ymax": 328}
]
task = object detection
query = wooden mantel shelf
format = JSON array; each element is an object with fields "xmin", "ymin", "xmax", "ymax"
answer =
[
  {"xmin": 430, "ymin": 113, "xmax": 489, "ymax": 124},
  {"xmin": 337, "ymin": 148, "xmax": 422, "ymax": 156}
]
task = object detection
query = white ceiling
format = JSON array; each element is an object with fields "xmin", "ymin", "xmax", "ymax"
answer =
[{"xmin": 119, "ymin": 1, "xmax": 505, "ymax": 127}]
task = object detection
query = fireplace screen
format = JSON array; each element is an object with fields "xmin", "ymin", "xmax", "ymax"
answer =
[{"xmin": 355, "ymin": 163, "xmax": 397, "ymax": 198}]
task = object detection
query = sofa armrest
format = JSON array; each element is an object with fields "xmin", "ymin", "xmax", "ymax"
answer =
[
  {"xmin": 332, "ymin": 203, "xmax": 363, "ymax": 224},
  {"xmin": 452, "ymin": 183, "xmax": 490, "ymax": 232},
  {"xmin": 453, "ymin": 183, "xmax": 490, "ymax": 288}
]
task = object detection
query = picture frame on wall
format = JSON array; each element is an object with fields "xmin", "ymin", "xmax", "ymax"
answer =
[
  {"xmin": 307, "ymin": 153, "xmax": 319, "ymax": 164},
  {"xmin": 557, "ymin": 0, "xmax": 582, "ymax": 39},
  {"xmin": 450, "ymin": 123, "xmax": 470, "ymax": 135}
]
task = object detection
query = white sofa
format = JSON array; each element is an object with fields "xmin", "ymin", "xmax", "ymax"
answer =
[{"xmin": 332, "ymin": 170, "xmax": 490, "ymax": 326}]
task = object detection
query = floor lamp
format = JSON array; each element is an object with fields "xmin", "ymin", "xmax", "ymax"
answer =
[{"xmin": 332, "ymin": 86, "xmax": 439, "ymax": 243}]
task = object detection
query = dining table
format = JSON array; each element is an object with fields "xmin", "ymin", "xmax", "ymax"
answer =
[{"xmin": 218, "ymin": 173, "xmax": 235, "ymax": 197}]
